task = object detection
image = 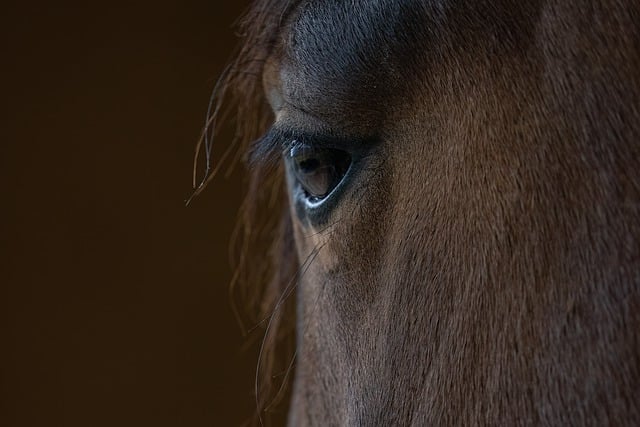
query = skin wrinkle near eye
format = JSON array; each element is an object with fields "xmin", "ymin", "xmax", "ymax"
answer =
[{"xmin": 272, "ymin": 97, "xmax": 373, "ymax": 141}]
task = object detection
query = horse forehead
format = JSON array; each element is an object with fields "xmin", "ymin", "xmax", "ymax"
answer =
[
  {"xmin": 271, "ymin": 0, "xmax": 543, "ymax": 128},
  {"xmin": 276, "ymin": 0, "xmax": 430, "ymax": 126}
]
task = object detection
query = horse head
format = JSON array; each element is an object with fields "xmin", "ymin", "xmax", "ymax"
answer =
[{"xmin": 210, "ymin": 1, "xmax": 640, "ymax": 424}]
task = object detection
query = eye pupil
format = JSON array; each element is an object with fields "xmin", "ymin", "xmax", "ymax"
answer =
[
  {"xmin": 289, "ymin": 145, "xmax": 351, "ymax": 201},
  {"xmin": 298, "ymin": 158, "xmax": 320, "ymax": 174}
]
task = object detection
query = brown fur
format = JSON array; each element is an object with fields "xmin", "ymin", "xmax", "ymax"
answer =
[{"xmin": 211, "ymin": 0, "xmax": 640, "ymax": 425}]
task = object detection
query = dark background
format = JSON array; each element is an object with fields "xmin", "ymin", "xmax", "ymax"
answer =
[{"xmin": 2, "ymin": 1, "xmax": 260, "ymax": 425}]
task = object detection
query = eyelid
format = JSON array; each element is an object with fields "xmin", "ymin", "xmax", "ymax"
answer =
[
  {"xmin": 281, "ymin": 131, "xmax": 355, "ymax": 152},
  {"xmin": 251, "ymin": 124, "xmax": 380, "ymax": 170},
  {"xmin": 273, "ymin": 125, "xmax": 376, "ymax": 152},
  {"xmin": 288, "ymin": 141, "xmax": 313, "ymax": 158}
]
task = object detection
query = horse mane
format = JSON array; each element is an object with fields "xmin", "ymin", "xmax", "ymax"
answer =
[{"xmin": 192, "ymin": 0, "xmax": 302, "ymax": 424}]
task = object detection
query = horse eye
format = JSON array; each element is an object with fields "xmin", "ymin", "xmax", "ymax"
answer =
[{"xmin": 288, "ymin": 144, "xmax": 351, "ymax": 202}]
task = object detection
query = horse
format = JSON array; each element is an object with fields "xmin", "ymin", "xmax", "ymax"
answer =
[{"xmin": 195, "ymin": 0, "xmax": 640, "ymax": 424}]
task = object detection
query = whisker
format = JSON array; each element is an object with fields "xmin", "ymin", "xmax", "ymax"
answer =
[
  {"xmin": 263, "ymin": 238, "xmax": 334, "ymax": 413},
  {"xmin": 193, "ymin": 64, "xmax": 233, "ymax": 189},
  {"xmin": 263, "ymin": 349, "xmax": 297, "ymax": 412},
  {"xmin": 255, "ymin": 242, "xmax": 326, "ymax": 426}
]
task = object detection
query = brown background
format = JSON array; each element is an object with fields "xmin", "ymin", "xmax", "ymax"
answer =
[{"xmin": 2, "ymin": 1, "xmax": 260, "ymax": 426}]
